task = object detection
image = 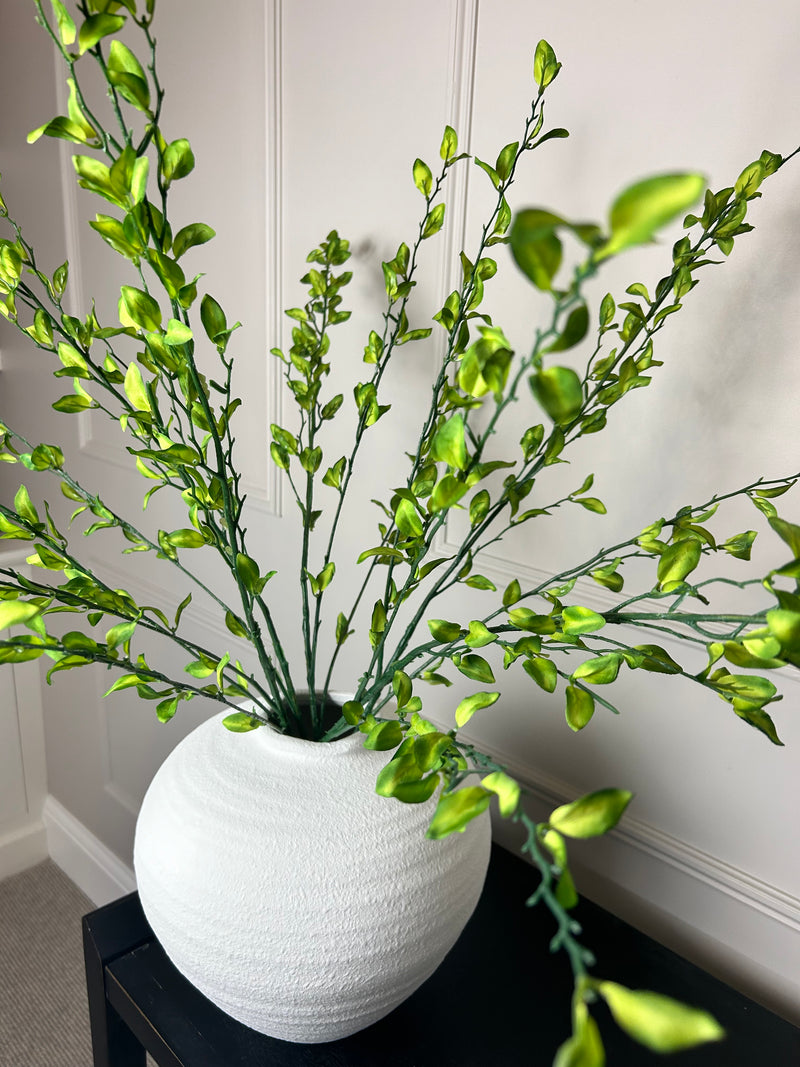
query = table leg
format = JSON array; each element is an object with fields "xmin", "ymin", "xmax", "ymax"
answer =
[{"xmin": 83, "ymin": 895, "xmax": 148, "ymax": 1067}]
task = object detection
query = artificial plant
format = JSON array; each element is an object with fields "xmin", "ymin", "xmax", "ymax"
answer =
[{"xmin": 0, "ymin": 1, "xmax": 798, "ymax": 1061}]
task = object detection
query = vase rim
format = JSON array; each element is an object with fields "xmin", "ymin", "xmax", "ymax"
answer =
[{"xmin": 232, "ymin": 691, "xmax": 360, "ymax": 754}]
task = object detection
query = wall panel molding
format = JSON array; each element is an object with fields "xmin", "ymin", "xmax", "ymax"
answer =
[
  {"xmin": 54, "ymin": 1, "xmax": 284, "ymax": 516},
  {"xmin": 464, "ymin": 722, "xmax": 800, "ymax": 1020}
]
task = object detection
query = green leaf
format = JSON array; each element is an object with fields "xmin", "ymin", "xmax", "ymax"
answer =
[
  {"xmin": 576, "ymin": 497, "xmax": 607, "ymax": 515},
  {"xmin": 553, "ymin": 1004, "xmax": 605, "ymax": 1067},
  {"xmin": 474, "ymin": 157, "xmax": 500, "ymax": 189},
  {"xmin": 422, "ymin": 202, "xmax": 446, "ymax": 240},
  {"xmin": 315, "ymin": 561, "xmax": 335, "ymax": 594},
  {"xmin": 767, "ymin": 609, "xmax": 800, "ymax": 653},
  {"xmin": 28, "ymin": 444, "xmax": 64, "ymax": 471},
  {"xmin": 530, "ymin": 366, "xmax": 583, "ymax": 425},
  {"xmin": 572, "ymin": 653, "xmax": 623, "ymax": 685},
  {"xmin": 164, "ymin": 318, "xmax": 192, "ymax": 346},
  {"xmin": 596, "ymin": 982, "xmax": 725, "ymax": 1053},
  {"xmin": 57, "ymin": 341, "xmax": 89, "ymax": 378},
  {"xmin": 431, "ymin": 413, "xmax": 467, "ymax": 470},
  {"xmin": 509, "ymin": 209, "xmax": 563, "ymax": 290},
  {"xmin": 565, "ymin": 685, "xmax": 595, "ymax": 731},
  {"xmin": 119, "ymin": 285, "xmax": 161, "ymax": 332},
  {"xmin": 754, "ymin": 479, "xmax": 796, "ymax": 499},
  {"xmin": 562, "ymin": 606, "xmax": 605, "ymax": 635},
  {"xmin": 50, "ymin": 0, "xmax": 76, "ymax": 45},
  {"xmin": 550, "ymin": 788, "xmax": 632, "ymax": 838},
  {"xmin": 598, "ymin": 173, "xmax": 706, "ymax": 259},
  {"xmin": 503, "ymin": 579, "xmax": 521, "ymax": 607},
  {"xmin": 495, "ymin": 141, "xmax": 518, "ymax": 182},
  {"xmin": 172, "ymin": 223, "xmax": 216, "ymax": 259},
  {"xmin": 412, "ymin": 158, "xmax": 433, "ymax": 197},
  {"xmin": 427, "ymin": 618, "xmax": 462, "ymax": 643},
  {"xmin": 455, "ymin": 690, "xmax": 500, "ymax": 727},
  {"xmin": 545, "ymin": 303, "xmax": 589, "ymax": 353},
  {"xmin": 235, "ymin": 552, "xmax": 261, "ymax": 594},
  {"xmin": 508, "ymin": 608, "xmax": 556, "ymax": 634},
  {"xmin": 27, "ymin": 116, "xmax": 97, "ymax": 147},
  {"xmin": 631, "ymin": 644, "xmax": 682, "ymax": 675},
  {"xmin": 107, "ymin": 40, "xmax": 150, "ymax": 110},
  {"xmin": 185, "ymin": 658, "xmax": 215, "ymax": 679},
  {"xmin": 105, "ymin": 619, "xmax": 136, "ymax": 650},
  {"xmin": 104, "ymin": 673, "xmax": 149, "ymax": 697},
  {"xmin": 721, "ymin": 530, "xmax": 757, "ymax": 561},
  {"xmin": 53, "ymin": 393, "xmax": 94, "ymax": 414},
  {"xmin": 14, "ymin": 484, "xmax": 39, "ymax": 525},
  {"xmin": 429, "ymin": 474, "xmax": 468, "ymax": 512},
  {"xmin": 0, "ymin": 600, "xmax": 42, "ymax": 630},
  {"xmin": 456, "ymin": 654, "xmax": 495, "ymax": 684},
  {"xmin": 392, "ymin": 669, "xmax": 412, "ymax": 709},
  {"xmin": 657, "ymin": 538, "xmax": 702, "ymax": 591},
  {"xmin": 321, "ymin": 456, "xmax": 347, "ymax": 493},
  {"xmin": 440, "ymin": 125, "xmax": 458, "ymax": 162},
  {"xmin": 769, "ymin": 516, "xmax": 800, "ymax": 557},
  {"xmin": 363, "ymin": 720, "xmax": 404, "ymax": 751},
  {"xmin": 147, "ymin": 250, "xmax": 185, "ymax": 298},
  {"xmin": 426, "ymin": 786, "xmax": 491, "ymax": 839},
  {"xmin": 465, "ymin": 574, "xmax": 496, "ymax": 592},
  {"xmin": 78, "ymin": 13, "xmax": 125, "ymax": 55},
  {"xmin": 225, "ymin": 611, "xmax": 248, "ymax": 638},
  {"xmin": 533, "ymin": 39, "xmax": 561, "ymax": 89},
  {"xmin": 464, "ymin": 620, "xmax": 496, "ymax": 648},
  {"xmin": 522, "ymin": 656, "xmax": 557, "ymax": 692},
  {"xmin": 200, "ymin": 293, "xmax": 227, "ymax": 344},
  {"xmin": 162, "ymin": 139, "xmax": 195, "ymax": 183},
  {"xmin": 481, "ymin": 771, "xmax": 520, "ymax": 818},
  {"xmin": 156, "ymin": 697, "xmax": 179, "ymax": 723},
  {"xmin": 165, "ymin": 529, "xmax": 206, "ymax": 549},
  {"xmin": 222, "ymin": 712, "xmax": 262, "ymax": 733},
  {"xmin": 394, "ymin": 497, "xmax": 423, "ymax": 538},
  {"xmin": 123, "ymin": 362, "xmax": 151, "ymax": 412}
]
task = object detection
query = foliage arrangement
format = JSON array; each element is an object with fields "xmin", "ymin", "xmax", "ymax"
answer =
[{"xmin": 1, "ymin": 1, "xmax": 798, "ymax": 1061}]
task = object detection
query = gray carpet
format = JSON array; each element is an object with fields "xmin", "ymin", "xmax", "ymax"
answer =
[
  {"xmin": 0, "ymin": 859, "xmax": 94, "ymax": 1066},
  {"xmin": 0, "ymin": 860, "xmax": 156, "ymax": 1067}
]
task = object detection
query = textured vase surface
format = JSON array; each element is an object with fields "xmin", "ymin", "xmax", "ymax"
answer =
[{"xmin": 133, "ymin": 709, "xmax": 492, "ymax": 1042}]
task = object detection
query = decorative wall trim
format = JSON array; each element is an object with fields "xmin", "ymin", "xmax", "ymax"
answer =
[
  {"xmin": 502, "ymin": 748, "xmax": 800, "ymax": 934},
  {"xmin": 54, "ymin": 69, "xmax": 92, "ymax": 453},
  {"xmin": 86, "ymin": 553, "xmax": 253, "ymax": 814},
  {"xmin": 475, "ymin": 729, "xmax": 800, "ymax": 938},
  {"xmin": 0, "ymin": 553, "xmax": 49, "ymax": 880},
  {"xmin": 54, "ymin": 2, "xmax": 283, "ymax": 513},
  {"xmin": 42, "ymin": 794, "xmax": 135, "ymax": 907},
  {"xmin": 249, "ymin": 0, "xmax": 284, "ymax": 517},
  {"xmin": 439, "ymin": 0, "xmax": 480, "ymax": 275}
]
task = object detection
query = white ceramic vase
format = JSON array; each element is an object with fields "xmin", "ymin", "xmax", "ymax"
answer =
[{"xmin": 133, "ymin": 707, "xmax": 492, "ymax": 1043}]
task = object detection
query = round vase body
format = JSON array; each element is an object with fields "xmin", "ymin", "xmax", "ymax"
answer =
[{"xmin": 133, "ymin": 710, "xmax": 491, "ymax": 1043}]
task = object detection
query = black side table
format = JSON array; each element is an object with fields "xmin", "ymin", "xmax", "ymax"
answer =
[{"xmin": 83, "ymin": 844, "xmax": 800, "ymax": 1066}]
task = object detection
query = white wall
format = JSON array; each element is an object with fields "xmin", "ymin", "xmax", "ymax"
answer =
[{"xmin": 1, "ymin": 0, "xmax": 799, "ymax": 1024}]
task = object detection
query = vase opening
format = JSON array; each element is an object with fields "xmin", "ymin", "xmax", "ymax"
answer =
[{"xmin": 278, "ymin": 691, "xmax": 352, "ymax": 742}]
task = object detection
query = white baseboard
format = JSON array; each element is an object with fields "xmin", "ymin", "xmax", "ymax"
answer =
[
  {"xmin": 42, "ymin": 794, "xmax": 135, "ymax": 907},
  {"xmin": 0, "ymin": 820, "xmax": 48, "ymax": 882}
]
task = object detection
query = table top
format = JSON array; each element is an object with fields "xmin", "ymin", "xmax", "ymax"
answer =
[{"xmin": 84, "ymin": 843, "xmax": 800, "ymax": 1066}]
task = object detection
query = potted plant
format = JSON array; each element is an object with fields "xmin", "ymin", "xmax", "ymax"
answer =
[{"xmin": 0, "ymin": 0, "xmax": 797, "ymax": 1060}]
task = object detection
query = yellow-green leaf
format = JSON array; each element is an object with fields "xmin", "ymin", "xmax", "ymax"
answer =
[
  {"xmin": 596, "ymin": 982, "xmax": 725, "ymax": 1053},
  {"xmin": 565, "ymin": 685, "xmax": 595, "ymax": 731},
  {"xmin": 598, "ymin": 173, "xmax": 706, "ymax": 260},
  {"xmin": 549, "ymin": 788, "xmax": 632, "ymax": 839},
  {"xmin": 124, "ymin": 362, "xmax": 151, "ymax": 412},
  {"xmin": 426, "ymin": 786, "xmax": 491, "ymax": 839}
]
